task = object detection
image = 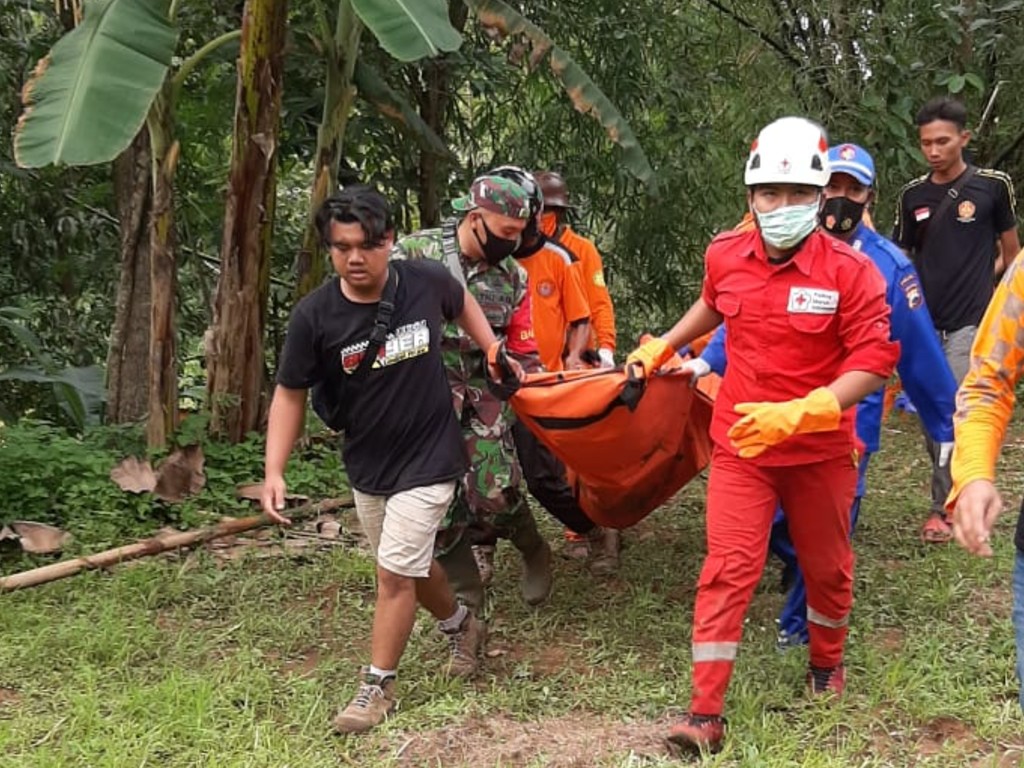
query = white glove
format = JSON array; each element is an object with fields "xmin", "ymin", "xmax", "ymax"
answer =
[
  {"xmin": 680, "ymin": 357, "xmax": 712, "ymax": 387},
  {"xmin": 598, "ymin": 347, "xmax": 615, "ymax": 369},
  {"xmin": 938, "ymin": 441, "xmax": 954, "ymax": 468}
]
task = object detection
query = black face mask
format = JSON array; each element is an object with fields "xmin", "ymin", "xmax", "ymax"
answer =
[
  {"xmin": 473, "ymin": 215, "xmax": 520, "ymax": 265},
  {"xmin": 820, "ymin": 196, "xmax": 867, "ymax": 235}
]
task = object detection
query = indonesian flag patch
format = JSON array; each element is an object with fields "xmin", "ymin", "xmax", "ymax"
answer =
[{"xmin": 914, "ymin": 206, "xmax": 931, "ymax": 222}]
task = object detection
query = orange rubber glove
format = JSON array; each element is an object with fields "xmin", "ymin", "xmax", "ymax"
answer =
[
  {"xmin": 727, "ymin": 387, "xmax": 842, "ymax": 458},
  {"xmin": 625, "ymin": 336, "xmax": 675, "ymax": 377}
]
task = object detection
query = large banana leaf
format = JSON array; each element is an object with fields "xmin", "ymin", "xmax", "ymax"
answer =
[
  {"xmin": 351, "ymin": 0, "xmax": 462, "ymax": 62},
  {"xmin": 466, "ymin": 0, "xmax": 655, "ymax": 188},
  {"xmin": 353, "ymin": 59, "xmax": 455, "ymax": 160},
  {"xmin": 14, "ymin": 0, "xmax": 178, "ymax": 168}
]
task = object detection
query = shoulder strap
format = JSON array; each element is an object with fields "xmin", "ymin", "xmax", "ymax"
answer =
[
  {"xmin": 922, "ymin": 165, "xmax": 977, "ymax": 248},
  {"xmin": 441, "ymin": 219, "xmax": 469, "ymax": 289},
  {"xmin": 351, "ymin": 267, "xmax": 399, "ymax": 382}
]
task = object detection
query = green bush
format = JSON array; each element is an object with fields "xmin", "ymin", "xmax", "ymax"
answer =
[{"xmin": 0, "ymin": 419, "xmax": 349, "ymax": 552}]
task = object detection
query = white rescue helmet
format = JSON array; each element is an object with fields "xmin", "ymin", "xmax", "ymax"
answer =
[{"xmin": 744, "ymin": 117, "xmax": 830, "ymax": 188}]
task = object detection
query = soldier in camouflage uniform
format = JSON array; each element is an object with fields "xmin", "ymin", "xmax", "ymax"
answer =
[{"xmin": 391, "ymin": 175, "xmax": 554, "ymax": 610}]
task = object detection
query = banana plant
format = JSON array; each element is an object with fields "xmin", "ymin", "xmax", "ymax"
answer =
[
  {"xmin": 293, "ymin": 0, "xmax": 464, "ymax": 296},
  {"xmin": 14, "ymin": 0, "xmax": 240, "ymax": 448}
]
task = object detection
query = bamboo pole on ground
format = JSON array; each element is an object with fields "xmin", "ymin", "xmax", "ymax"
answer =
[{"xmin": 0, "ymin": 496, "xmax": 353, "ymax": 593}]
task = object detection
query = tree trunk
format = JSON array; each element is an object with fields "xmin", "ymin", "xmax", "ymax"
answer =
[
  {"xmin": 146, "ymin": 88, "xmax": 179, "ymax": 449},
  {"xmin": 294, "ymin": 2, "xmax": 362, "ymax": 300},
  {"xmin": 415, "ymin": 1, "xmax": 468, "ymax": 227},
  {"xmin": 206, "ymin": 0, "xmax": 289, "ymax": 442},
  {"xmin": 106, "ymin": 129, "xmax": 153, "ymax": 424}
]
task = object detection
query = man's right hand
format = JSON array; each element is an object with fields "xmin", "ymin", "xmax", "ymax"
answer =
[
  {"xmin": 261, "ymin": 475, "xmax": 292, "ymax": 525},
  {"xmin": 951, "ymin": 479, "xmax": 1003, "ymax": 557},
  {"xmin": 625, "ymin": 336, "xmax": 675, "ymax": 377},
  {"xmin": 680, "ymin": 357, "xmax": 712, "ymax": 387}
]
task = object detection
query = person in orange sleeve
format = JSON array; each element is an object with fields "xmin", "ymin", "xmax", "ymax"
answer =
[
  {"xmin": 536, "ymin": 171, "xmax": 617, "ymax": 369},
  {"xmin": 626, "ymin": 117, "xmax": 899, "ymax": 754},
  {"xmin": 946, "ymin": 246, "xmax": 1024, "ymax": 712},
  {"xmin": 512, "ymin": 213, "xmax": 592, "ymax": 373}
]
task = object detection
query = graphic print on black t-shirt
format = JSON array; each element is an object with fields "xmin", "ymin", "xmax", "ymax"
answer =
[{"xmin": 340, "ymin": 320, "xmax": 431, "ymax": 373}]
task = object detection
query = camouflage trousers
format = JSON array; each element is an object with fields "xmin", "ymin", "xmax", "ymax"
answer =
[{"xmin": 434, "ymin": 403, "xmax": 529, "ymax": 556}]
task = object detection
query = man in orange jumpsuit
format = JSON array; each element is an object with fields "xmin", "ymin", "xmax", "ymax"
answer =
[
  {"xmin": 627, "ymin": 117, "xmax": 899, "ymax": 753},
  {"xmin": 536, "ymin": 171, "xmax": 617, "ymax": 369}
]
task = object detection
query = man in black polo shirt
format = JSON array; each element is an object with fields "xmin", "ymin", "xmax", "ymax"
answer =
[{"xmin": 893, "ymin": 96, "xmax": 1020, "ymax": 543}]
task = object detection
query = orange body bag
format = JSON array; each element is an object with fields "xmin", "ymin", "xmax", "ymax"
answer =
[{"xmin": 509, "ymin": 357, "xmax": 716, "ymax": 528}]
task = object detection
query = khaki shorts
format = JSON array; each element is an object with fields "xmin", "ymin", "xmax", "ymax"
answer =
[{"xmin": 353, "ymin": 481, "xmax": 456, "ymax": 578}]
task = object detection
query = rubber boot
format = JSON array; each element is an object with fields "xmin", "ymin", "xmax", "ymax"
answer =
[
  {"xmin": 507, "ymin": 511, "xmax": 553, "ymax": 606},
  {"xmin": 436, "ymin": 533, "xmax": 485, "ymax": 613}
]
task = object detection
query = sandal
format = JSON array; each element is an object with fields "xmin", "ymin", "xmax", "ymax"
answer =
[{"xmin": 920, "ymin": 513, "xmax": 953, "ymax": 544}]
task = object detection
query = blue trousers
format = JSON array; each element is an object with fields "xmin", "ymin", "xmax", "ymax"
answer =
[
  {"xmin": 1013, "ymin": 550, "xmax": 1024, "ymax": 712},
  {"xmin": 769, "ymin": 453, "xmax": 870, "ymax": 644}
]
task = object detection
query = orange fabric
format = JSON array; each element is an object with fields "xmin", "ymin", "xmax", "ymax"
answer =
[
  {"xmin": 949, "ymin": 248, "xmax": 1024, "ymax": 504},
  {"xmin": 689, "ymin": 329, "xmax": 718, "ymax": 357},
  {"xmin": 881, "ymin": 378, "xmax": 902, "ymax": 422},
  {"xmin": 509, "ymin": 355, "xmax": 714, "ymax": 528},
  {"xmin": 515, "ymin": 241, "xmax": 590, "ymax": 372},
  {"xmin": 555, "ymin": 226, "xmax": 617, "ymax": 351}
]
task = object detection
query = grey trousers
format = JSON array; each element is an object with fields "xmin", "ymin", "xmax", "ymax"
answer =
[{"xmin": 923, "ymin": 325, "xmax": 975, "ymax": 514}]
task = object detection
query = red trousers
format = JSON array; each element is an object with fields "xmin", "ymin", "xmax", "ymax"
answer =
[{"xmin": 689, "ymin": 446, "xmax": 857, "ymax": 715}]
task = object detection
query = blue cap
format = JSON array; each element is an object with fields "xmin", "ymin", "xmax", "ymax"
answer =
[{"xmin": 828, "ymin": 143, "xmax": 875, "ymax": 186}]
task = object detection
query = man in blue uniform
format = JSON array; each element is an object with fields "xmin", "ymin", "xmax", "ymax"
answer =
[{"xmin": 691, "ymin": 143, "xmax": 958, "ymax": 648}]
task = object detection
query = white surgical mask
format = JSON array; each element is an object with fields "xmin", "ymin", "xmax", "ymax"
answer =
[{"xmin": 754, "ymin": 199, "xmax": 820, "ymax": 250}]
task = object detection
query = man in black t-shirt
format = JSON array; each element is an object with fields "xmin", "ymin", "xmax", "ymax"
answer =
[
  {"xmin": 262, "ymin": 186, "xmax": 514, "ymax": 735},
  {"xmin": 893, "ymin": 96, "xmax": 1020, "ymax": 542}
]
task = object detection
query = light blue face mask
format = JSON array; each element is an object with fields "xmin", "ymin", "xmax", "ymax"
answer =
[{"xmin": 754, "ymin": 199, "xmax": 821, "ymax": 250}]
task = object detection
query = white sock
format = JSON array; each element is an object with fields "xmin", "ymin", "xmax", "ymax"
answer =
[
  {"xmin": 438, "ymin": 604, "xmax": 468, "ymax": 633},
  {"xmin": 368, "ymin": 665, "xmax": 396, "ymax": 681}
]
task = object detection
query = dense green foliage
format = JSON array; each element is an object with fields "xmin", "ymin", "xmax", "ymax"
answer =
[
  {"xmin": 3, "ymin": 0, "xmax": 1024, "ymax": 420},
  {"xmin": 0, "ymin": 418, "xmax": 345, "ymax": 546}
]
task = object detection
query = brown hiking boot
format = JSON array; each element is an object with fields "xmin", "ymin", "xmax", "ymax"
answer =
[
  {"xmin": 331, "ymin": 669, "xmax": 397, "ymax": 734},
  {"xmin": 589, "ymin": 527, "xmax": 621, "ymax": 575},
  {"xmin": 666, "ymin": 713, "xmax": 727, "ymax": 754},
  {"xmin": 808, "ymin": 663, "xmax": 846, "ymax": 695},
  {"xmin": 441, "ymin": 613, "xmax": 486, "ymax": 678},
  {"xmin": 472, "ymin": 544, "xmax": 496, "ymax": 587}
]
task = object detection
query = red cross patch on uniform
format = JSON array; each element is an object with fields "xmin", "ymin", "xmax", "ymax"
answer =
[{"xmin": 787, "ymin": 287, "xmax": 839, "ymax": 314}]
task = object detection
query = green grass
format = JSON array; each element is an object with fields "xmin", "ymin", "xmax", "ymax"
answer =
[{"xmin": 2, "ymin": 412, "xmax": 1023, "ymax": 766}]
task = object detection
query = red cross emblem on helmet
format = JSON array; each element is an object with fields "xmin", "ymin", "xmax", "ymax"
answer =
[{"xmin": 778, "ymin": 158, "xmax": 791, "ymax": 173}]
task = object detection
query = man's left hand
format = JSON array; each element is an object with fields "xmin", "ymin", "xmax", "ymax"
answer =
[{"xmin": 728, "ymin": 387, "xmax": 841, "ymax": 458}]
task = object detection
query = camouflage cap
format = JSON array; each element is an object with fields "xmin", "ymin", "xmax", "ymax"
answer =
[{"xmin": 451, "ymin": 175, "xmax": 531, "ymax": 220}]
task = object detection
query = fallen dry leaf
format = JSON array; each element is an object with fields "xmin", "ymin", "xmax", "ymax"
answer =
[
  {"xmin": 154, "ymin": 445, "xmax": 206, "ymax": 502},
  {"xmin": 110, "ymin": 456, "xmax": 157, "ymax": 494},
  {"xmin": 9, "ymin": 521, "xmax": 71, "ymax": 554}
]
